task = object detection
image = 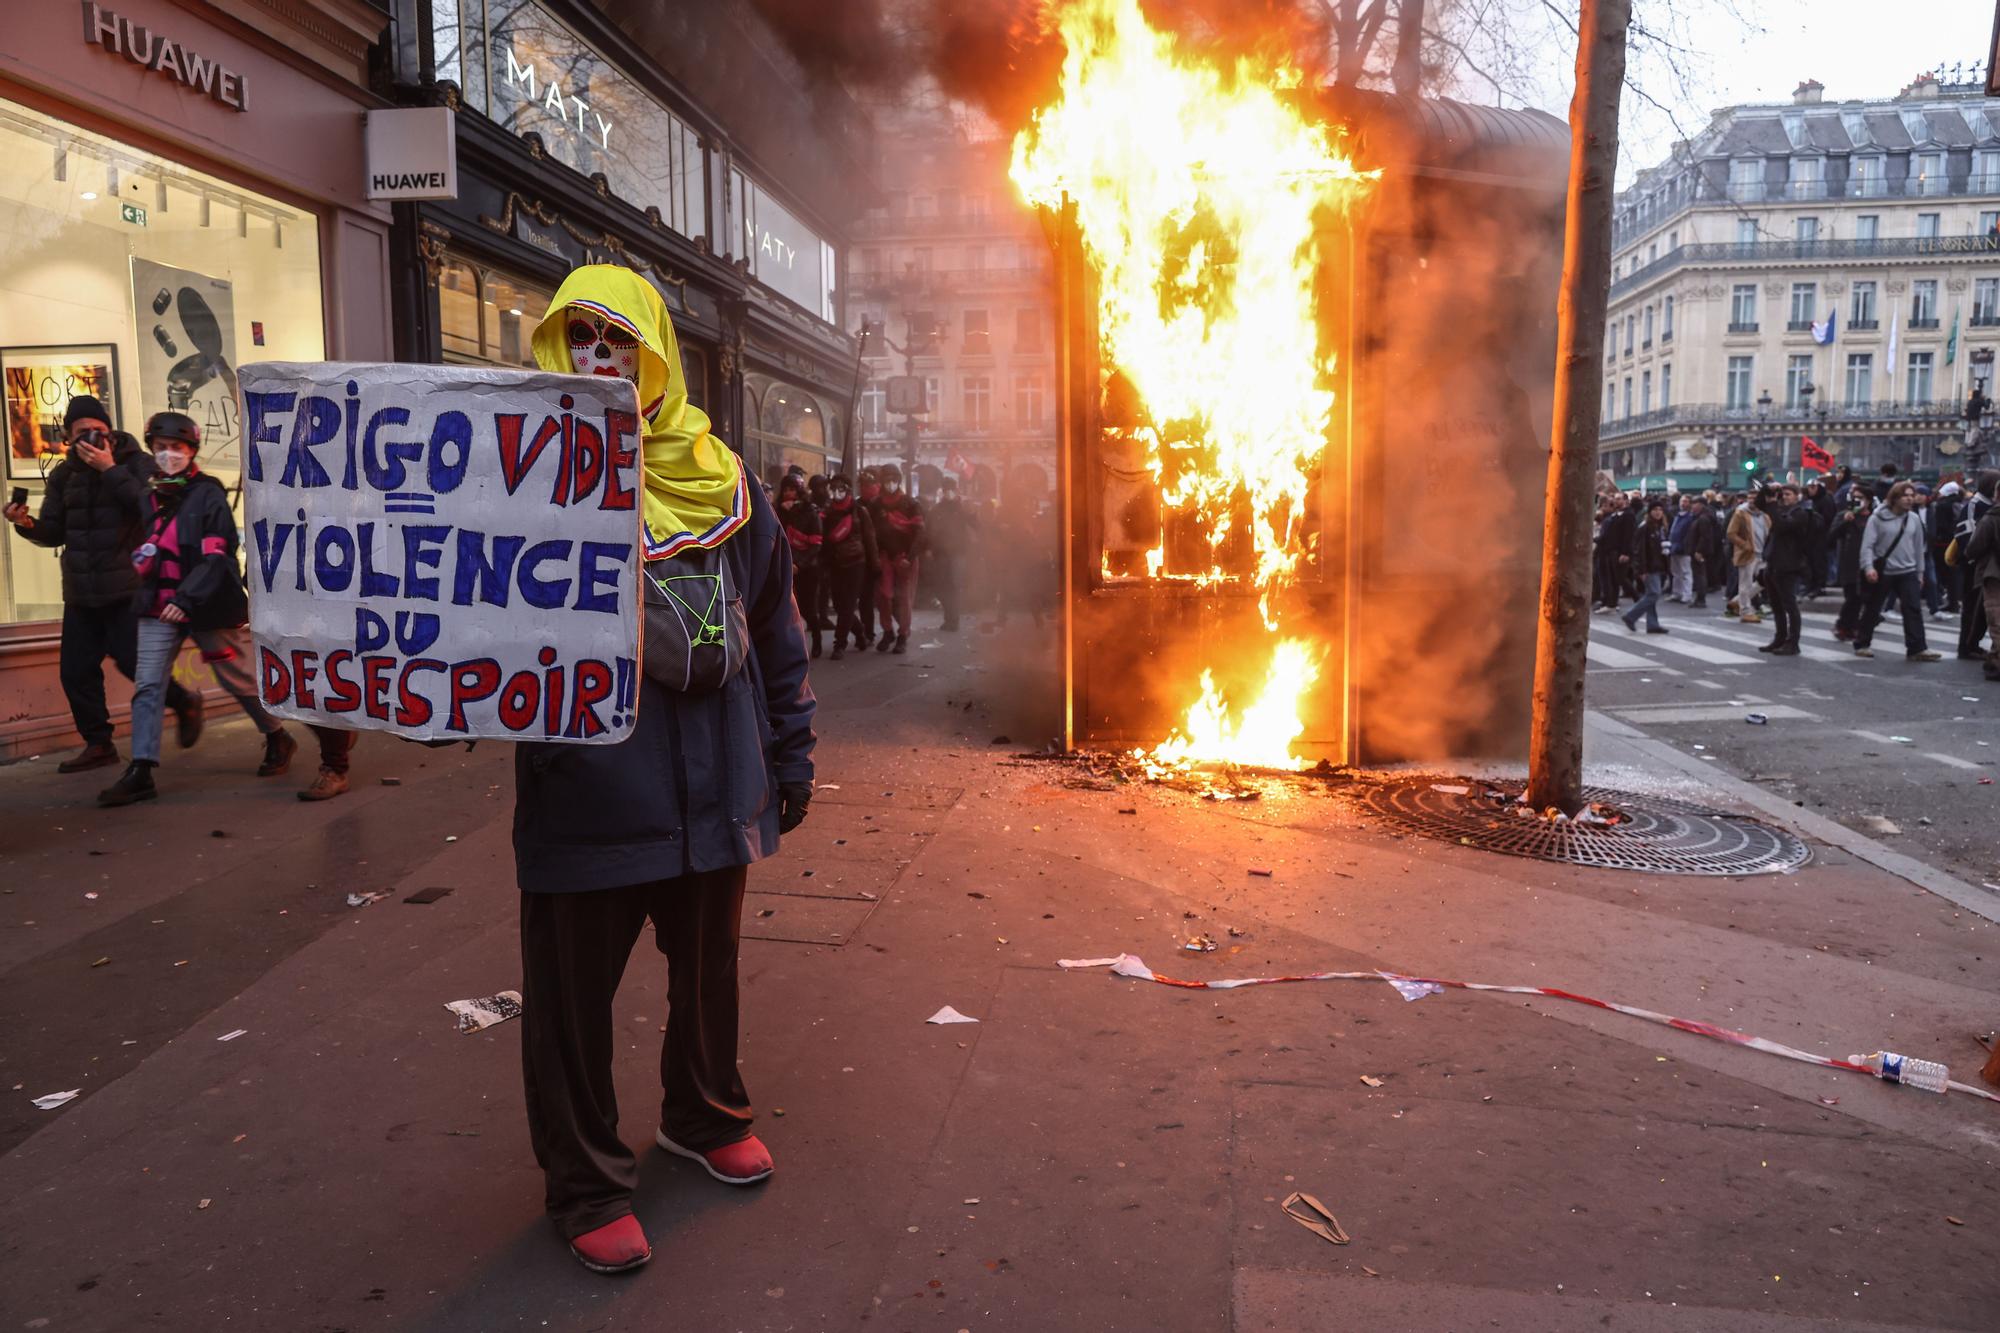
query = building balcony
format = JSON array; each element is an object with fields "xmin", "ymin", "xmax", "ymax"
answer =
[
  {"xmin": 1608, "ymin": 233, "xmax": 2000, "ymax": 301},
  {"xmin": 1849, "ymin": 318, "xmax": 1880, "ymax": 331},
  {"xmin": 1598, "ymin": 398, "xmax": 1962, "ymax": 441},
  {"xmin": 1613, "ymin": 170, "xmax": 2000, "ymax": 249},
  {"xmin": 1786, "ymin": 319, "xmax": 1817, "ymax": 332},
  {"xmin": 1909, "ymin": 317, "xmax": 1940, "ymax": 330},
  {"xmin": 1972, "ymin": 312, "xmax": 2000, "ymax": 327},
  {"xmin": 1726, "ymin": 321, "xmax": 1759, "ymax": 334}
]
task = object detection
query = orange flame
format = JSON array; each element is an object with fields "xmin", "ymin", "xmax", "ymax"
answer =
[{"xmin": 1011, "ymin": 0, "xmax": 1373, "ymax": 770}]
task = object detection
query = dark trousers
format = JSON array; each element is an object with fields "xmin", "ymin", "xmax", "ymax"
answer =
[
  {"xmin": 859, "ymin": 560, "xmax": 879, "ymax": 640},
  {"xmin": 829, "ymin": 561, "xmax": 868, "ymax": 647},
  {"xmin": 1835, "ymin": 582, "xmax": 1866, "ymax": 637},
  {"xmin": 1764, "ymin": 570, "xmax": 1801, "ymax": 648},
  {"xmin": 1958, "ymin": 564, "xmax": 1989, "ymax": 657},
  {"xmin": 311, "ymin": 725, "xmax": 356, "ymax": 773},
  {"xmin": 520, "ymin": 866, "xmax": 752, "ymax": 1239},
  {"xmin": 792, "ymin": 565, "xmax": 822, "ymax": 639},
  {"xmin": 59, "ymin": 600, "xmax": 193, "ymax": 747},
  {"xmin": 931, "ymin": 552, "xmax": 961, "ymax": 627},
  {"xmin": 1855, "ymin": 571, "xmax": 1927, "ymax": 654}
]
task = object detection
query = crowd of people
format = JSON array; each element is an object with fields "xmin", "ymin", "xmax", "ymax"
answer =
[
  {"xmin": 768, "ymin": 461, "xmax": 1054, "ymax": 659},
  {"xmin": 1593, "ymin": 462, "xmax": 2000, "ymax": 675}
]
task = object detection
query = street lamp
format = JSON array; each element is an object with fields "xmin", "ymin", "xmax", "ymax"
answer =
[{"xmin": 1756, "ymin": 389, "xmax": 1773, "ymax": 482}]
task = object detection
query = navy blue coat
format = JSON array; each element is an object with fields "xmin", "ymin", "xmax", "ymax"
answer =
[{"xmin": 512, "ymin": 483, "xmax": 816, "ymax": 893}]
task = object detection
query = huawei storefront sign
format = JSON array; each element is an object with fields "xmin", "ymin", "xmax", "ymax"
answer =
[{"xmin": 364, "ymin": 107, "xmax": 459, "ymax": 201}]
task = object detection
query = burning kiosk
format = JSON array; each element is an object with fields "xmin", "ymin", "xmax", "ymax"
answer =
[{"xmin": 1015, "ymin": 2, "xmax": 1569, "ymax": 770}]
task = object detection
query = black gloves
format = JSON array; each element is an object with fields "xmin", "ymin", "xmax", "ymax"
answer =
[{"xmin": 779, "ymin": 782, "xmax": 812, "ymax": 834}]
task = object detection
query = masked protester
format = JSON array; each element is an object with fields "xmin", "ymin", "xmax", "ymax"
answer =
[
  {"xmin": 4, "ymin": 395, "xmax": 204, "ymax": 772},
  {"xmin": 776, "ymin": 474, "xmax": 824, "ymax": 658},
  {"xmin": 820, "ymin": 474, "xmax": 876, "ymax": 658},
  {"xmin": 926, "ymin": 478, "xmax": 976, "ymax": 631},
  {"xmin": 517, "ymin": 266, "xmax": 815, "ymax": 1275},
  {"xmin": 97, "ymin": 412, "xmax": 295, "ymax": 806},
  {"xmin": 868, "ymin": 464, "xmax": 925, "ymax": 653},
  {"xmin": 855, "ymin": 468, "xmax": 882, "ymax": 644}
]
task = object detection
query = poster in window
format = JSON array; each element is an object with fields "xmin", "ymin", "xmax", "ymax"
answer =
[
  {"xmin": 129, "ymin": 258, "xmax": 240, "ymax": 467},
  {"xmin": 3, "ymin": 346, "xmax": 119, "ymax": 481}
]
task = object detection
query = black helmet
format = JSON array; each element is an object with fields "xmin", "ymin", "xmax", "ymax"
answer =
[{"xmin": 145, "ymin": 411, "xmax": 201, "ymax": 450}]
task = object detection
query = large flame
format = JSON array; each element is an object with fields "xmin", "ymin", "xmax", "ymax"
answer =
[{"xmin": 1010, "ymin": 0, "xmax": 1373, "ymax": 770}]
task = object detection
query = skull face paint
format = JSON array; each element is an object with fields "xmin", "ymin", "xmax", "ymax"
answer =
[{"xmin": 565, "ymin": 310, "xmax": 642, "ymax": 381}]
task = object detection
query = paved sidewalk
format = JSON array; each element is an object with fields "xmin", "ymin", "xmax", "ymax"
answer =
[{"xmin": 2, "ymin": 615, "xmax": 1996, "ymax": 1331}]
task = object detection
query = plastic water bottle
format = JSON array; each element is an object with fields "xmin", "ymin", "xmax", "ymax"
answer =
[{"xmin": 1848, "ymin": 1050, "xmax": 1950, "ymax": 1093}]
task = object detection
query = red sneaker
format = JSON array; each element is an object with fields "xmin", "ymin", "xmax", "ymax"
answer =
[
  {"xmin": 655, "ymin": 1129, "xmax": 773, "ymax": 1184},
  {"xmin": 568, "ymin": 1214, "xmax": 650, "ymax": 1274}
]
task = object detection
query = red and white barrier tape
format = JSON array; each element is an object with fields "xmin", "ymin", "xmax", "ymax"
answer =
[{"xmin": 1057, "ymin": 954, "xmax": 2000, "ymax": 1105}]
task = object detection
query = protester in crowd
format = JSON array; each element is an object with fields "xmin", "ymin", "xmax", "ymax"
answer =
[
  {"xmin": 517, "ymin": 265, "xmax": 815, "ymax": 1276},
  {"xmin": 1912, "ymin": 486, "xmax": 1946, "ymax": 618},
  {"xmin": 1853, "ymin": 480, "xmax": 1943, "ymax": 661},
  {"xmin": 1598, "ymin": 491, "xmax": 1638, "ymax": 613},
  {"xmin": 855, "ymin": 468, "xmax": 882, "ymax": 646},
  {"xmin": 96, "ymin": 412, "xmax": 296, "ymax": 807},
  {"xmin": 1667, "ymin": 494, "xmax": 1695, "ymax": 603},
  {"xmin": 1621, "ymin": 500, "xmax": 1671, "ymax": 635},
  {"xmin": 4, "ymin": 395, "xmax": 205, "ymax": 773},
  {"xmin": 1956, "ymin": 472, "xmax": 1997, "ymax": 661},
  {"xmin": 1831, "ymin": 488, "xmax": 1875, "ymax": 641},
  {"xmin": 1931, "ymin": 481, "xmax": 1963, "ymax": 616},
  {"xmin": 1759, "ymin": 483, "xmax": 1816, "ymax": 657},
  {"xmin": 806, "ymin": 474, "xmax": 834, "ymax": 638},
  {"xmin": 1874, "ymin": 462, "xmax": 1900, "ymax": 501},
  {"xmin": 1805, "ymin": 478, "xmax": 1836, "ymax": 597},
  {"xmin": 776, "ymin": 474, "xmax": 824, "ymax": 658},
  {"xmin": 1725, "ymin": 488, "xmax": 1769, "ymax": 624},
  {"xmin": 1961, "ymin": 474, "xmax": 2000, "ymax": 681},
  {"xmin": 868, "ymin": 464, "xmax": 924, "ymax": 654},
  {"xmin": 925, "ymin": 477, "xmax": 975, "ymax": 632},
  {"xmin": 1686, "ymin": 496, "xmax": 1721, "ymax": 609},
  {"xmin": 820, "ymin": 473, "xmax": 876, "ymax": 660}
]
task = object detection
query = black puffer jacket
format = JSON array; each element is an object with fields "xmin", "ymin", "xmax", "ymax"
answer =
[
  {"xmin": 512, "ymin": 483, "xmax": 816, "ymax": 893},
  {"xmin": 14, "ymin": 431, "xmax": 157, "ymax": 606},
  {"xmin": 1763, "ymin": 502, "xmax": 1819, "ymax": 580}
]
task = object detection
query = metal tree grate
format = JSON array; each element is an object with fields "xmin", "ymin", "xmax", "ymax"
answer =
[{"xmin": 1346, "ymin": 779, "xmax": 1811, "ymax": 876}]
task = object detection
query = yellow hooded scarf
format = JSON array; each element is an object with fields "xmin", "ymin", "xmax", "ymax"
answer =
[{"xmin": 532, "ymin": 265, "xmax": 748, "ymax": 559}]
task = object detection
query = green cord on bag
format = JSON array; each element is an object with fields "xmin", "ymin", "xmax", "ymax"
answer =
[{"xmin": 653, "ymin": 571, "xmax": 726, "ymax": 646}]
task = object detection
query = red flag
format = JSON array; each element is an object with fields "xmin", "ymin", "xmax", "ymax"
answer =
[{"xmin": 1801, "ymin": 435, "xmax": 1834, "ymax": 474}]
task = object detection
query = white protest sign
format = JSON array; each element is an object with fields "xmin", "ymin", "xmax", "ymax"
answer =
[{"xmin": 241, "ymin": 361, "xmax": 642, "ymax": 744}]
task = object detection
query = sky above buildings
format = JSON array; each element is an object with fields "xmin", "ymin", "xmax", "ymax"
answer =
[{"xmin": 1483, "ymin": 0, "xmax": 1999, "ymax": 183}]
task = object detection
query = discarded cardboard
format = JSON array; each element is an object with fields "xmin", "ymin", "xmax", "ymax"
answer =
[
  {"xmin": 1280, "ymin": 1192, "xmax": 1351, "ymax": 1245},
  {"xmin": 927, "ymin": 1006, "xmax": 979, "ymax": 1025}
]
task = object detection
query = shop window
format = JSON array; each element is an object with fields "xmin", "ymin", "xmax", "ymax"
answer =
[
  {"xmin": 438, "ymin": 257, "xmax": 553, "ymax": 369},
  {"xmin": 743, "ymin": 371, "xmax": 836, "ymax": 480},
  {"xmin": 0, "ymin": 97, "xmax": 323, "ymax": 625}
]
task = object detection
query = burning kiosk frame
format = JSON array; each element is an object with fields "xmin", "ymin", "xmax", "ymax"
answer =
[{"xmin": 1044, "ymin": 92, "xmax": 1570, "ymax": 769}]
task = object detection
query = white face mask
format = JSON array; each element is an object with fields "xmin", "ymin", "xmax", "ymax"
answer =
[
  {"xmin": 154, "ymin": 448, "xmax": 190, "ymax": 476},
  {"xmin": 885, "ymin": 480, "xmax": 901, "ymax": 494},
  {"xmin": 564, "ymin": 310, "xmax": 642, "ymax": 381}
]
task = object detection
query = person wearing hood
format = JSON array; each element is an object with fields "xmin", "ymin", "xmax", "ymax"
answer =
[
  {"xmin": 776, "ymin": 473, "xmax": 824, "ymax": 658},
  {"xmin": 1932, "ymin": 479, "xmax": 1964, "ymax": 617},
  {"xmin": 96, "ymin": 412, "xmax": 295, "ymax": 806},
  {"xmin": 4, "ymin": 394, "xmax": 204, "ymax": 773},
  {"xmin": 819, "ymin": 472, "xmax": 876, "ymax": 658},
  {"xmin": 516, "ymin": 266, "xmax": 815, "ymax": 1276},
  {"xmin": 1959, "ymin": 471, "xmax": 2000, "ymax": 675},
  {"xmin": 868, "ymin": 463, "xmax": 925, "ymax": 653}
]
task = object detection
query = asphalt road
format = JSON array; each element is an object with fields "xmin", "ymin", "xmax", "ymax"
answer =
[{"xmin": 1584, "ymin": 590, "xmax": 2000, "ymax": 890}]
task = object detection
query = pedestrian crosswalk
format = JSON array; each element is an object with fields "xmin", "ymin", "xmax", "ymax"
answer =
[{"xmin": 1588, "ymin": 602, "xmax": 1957, "ymax": 674}]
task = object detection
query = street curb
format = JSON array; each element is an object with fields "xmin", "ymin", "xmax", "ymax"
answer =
[{"xmin": 1586, "ymin": 709, "xmax": 2000, "ymax": 925}]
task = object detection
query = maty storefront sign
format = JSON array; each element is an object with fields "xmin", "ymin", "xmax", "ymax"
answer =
[
  {"xmin": 241, "ymin": 362, "xmax": 643, "ymax": 744},
  {"xmin": 82, "ymin": 1, "xmax": 249, "ymax": 111}
]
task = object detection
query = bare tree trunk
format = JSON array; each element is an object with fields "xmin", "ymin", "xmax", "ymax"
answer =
[
  {"xmin": 1391, "ymin": 0, "xmax": 1426, "ymax": 95},
  {"xmin": 1525, "ymin": 0, "xmax": 1628, "ymax": 815}
]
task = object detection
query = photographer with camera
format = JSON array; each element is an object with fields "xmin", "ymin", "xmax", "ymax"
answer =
[{"xmin": 4, "ymin": 395, "xmax": 203, "ymax": 773}]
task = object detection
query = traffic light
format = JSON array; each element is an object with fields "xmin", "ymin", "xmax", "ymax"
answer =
[{"xmin": 1741, "ymin": 453, "xmax": 1759, "ymax": 474}]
